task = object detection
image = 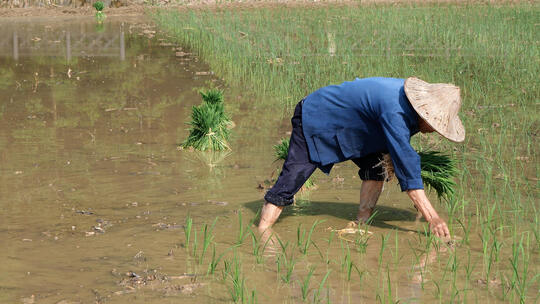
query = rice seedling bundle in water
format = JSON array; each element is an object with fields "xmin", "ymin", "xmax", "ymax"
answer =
[
  {"xmin": 182, "ymin": 89, "xmax": 232, "ymax": 151},
  {"xmin": 93, "ymin": 1, "xmax": 106, "ymax": 23}
]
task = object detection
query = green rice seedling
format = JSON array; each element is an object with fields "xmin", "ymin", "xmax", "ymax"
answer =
[
  {"xmin": 353, "ymin": 232, "xmax": 370, "ymax": 254},
  {"xmin": 298, "ymin": 220, "xmax": 324, "ymax": 255},
  {"xmin": 274, "ymin": 138, "xmax": 316, "ymax": 190},
  {"xmin": 309, "ymin": 241, "xmax": 325, "ymax": 262},
  {"xmin": 480, "ymin": 204, "xmax": 497, "ymax": 282},
  {"xmin": 192, "ymin": 229, "xmax": 198, "ymax": 258},
  {"xmin": 277, "ymin": 252, "xmax": 296, "ymax": 284},
  {"xmin": 300, "ymin": 267, "xmax": 315, "ymax": 302},
  {"xmin": 378, "ymin": 233, "xmax": 390, "ymax": 268},
  {"xmin": 339, "ymin": 239, "xmax": 364, "ymax": 282},
  {"xmin": 223, "ymin": 252, "xmax": 246, "ymax": 303},
  {"xmin": 313, "ymin": 270, "xmax": 331, "ymax": 304},
  {"xmin": 386, "ymin": 266, "xmax": 394, "ymax": 304},
  {"xmin": 448, "ymin": 250, "xmax": 459, "ymax": 296},
  {"xmin": 354, "ymin": 212, "xmax": 376, "ymax": 253},
  {"xmin": 198, "ymin": 219, "xmax": 217, "ymax": 264},
  {"xmin": 509, "ymin": 233, "xmax": 533, "ymax": 304},
  {"xmin": 248, "ymin": 226, "xmax": 272, "ymax": 264},
  {"xmin": 376, "ymin": 266, "xmax": 398, "ymax": 304},
  {"xmin": 485, "ymin": 235, "xmax": 503, "ymax": 288},
  {"xmin": 326, "ymin": 230, "xmax": 335, "ymax": 246},
  {"xmin": 342, "ymin": 243, "xmax": 359, "ymax": 282},
  {"xmin": 463, "ymin": 249, "xmax": 477, "ymax": 300},
  {"xmin": 456, "ymin": 215, "xmax": 472, "ymax": 245},
  {"xmin": 93, "ymin": 1, "xmax": 106, "ymax": 23},
  {"xmin": 297, "ymin": 224, "xmax": 306, "ymax": 250},
  {"xmin": 432, "ymin": 281, "xmax": 442, "ymax": 302},
  {"xmin": 408, "ymin": 240, "xmax": 426, "ymax": 291},
  {"xmin": 274, "ymin": 234, "xmax": 296, "ymax": 283},
  {"xmin": 184, "ymin": 214, "xmax": 193, "ymax": 251},
  {"xmin": 274, "ymin": 234, "xmax": 290, "ymax": 255},
  {"xmin": 249, "ymin": 208, "xmax": 262, "ymax": 227},
  {"xmin": 248, "ymin": 289, "xmax": 257, "ymax": 304},
  {"xmin": 207, "ymin": 244, "xmax": 227, "ymax": 275},
  {"xmin": 392, "ymin": 230, "xmax": 400, "ymax": 266},
  {"xmin": 236, "ymin": 210, "xmax": 247, "ymax": 245}
]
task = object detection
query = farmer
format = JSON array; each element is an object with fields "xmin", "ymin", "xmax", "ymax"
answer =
[{"xmin": 258, "ymin": 77, "xmax": 465, "ymax": 238}]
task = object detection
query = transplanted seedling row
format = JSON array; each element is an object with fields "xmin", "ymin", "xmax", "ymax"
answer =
[{"xmin": 178, "ymin": 211, "xmax": 535, "ymax": 303}]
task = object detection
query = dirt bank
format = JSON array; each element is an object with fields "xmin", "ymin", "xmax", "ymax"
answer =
[{"xmin": 0, "ymin": 0, "xmax": 530, "ymax": 18}]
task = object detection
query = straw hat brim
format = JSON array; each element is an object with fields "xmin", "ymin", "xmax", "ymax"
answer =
[{"xmin": 404, "ymin": 77, "xmax": 466, "ymax": 143}]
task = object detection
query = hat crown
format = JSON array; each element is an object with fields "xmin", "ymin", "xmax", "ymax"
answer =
[{"xmin": 404, "ymin": 77, "xmax": 465, "ymax": 143}]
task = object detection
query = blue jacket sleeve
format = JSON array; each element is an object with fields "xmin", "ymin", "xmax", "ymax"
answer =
[{"xmin": 379, "ymin": 112, "xmax": 424, "ymax": 191}]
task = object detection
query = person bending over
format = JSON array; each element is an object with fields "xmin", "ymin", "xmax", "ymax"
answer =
[{"xmin": 259, "ymin": 77, "xmax": 465, "ymax": 238}]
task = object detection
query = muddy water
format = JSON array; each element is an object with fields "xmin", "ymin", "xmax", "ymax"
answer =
[{"xmin": 0, "ymin": 18, "xmax": 527, "ymax": 304}]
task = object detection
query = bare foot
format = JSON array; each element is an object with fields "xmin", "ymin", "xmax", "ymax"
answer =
[{"xmin": 257, "ymin": 226, "xmax": 280, "ymax": 256}]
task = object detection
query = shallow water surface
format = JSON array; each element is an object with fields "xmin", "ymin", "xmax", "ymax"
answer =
[{"xmin": 0, "ymin": 17, "xmax": 534, "ymax": 304}]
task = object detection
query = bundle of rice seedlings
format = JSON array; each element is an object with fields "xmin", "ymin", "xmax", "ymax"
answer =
[
  {"xmin": 273, "ymin": 138, "xmax": 316, "ymax": 190},
  {"xmin": 378, "ymin": 151, "xmax": 457, "ymax": 201},
  {"xmin": 200, "ymin": 89, "xmax": 232, "ymax": 126},
  {"xmin": 93, "ymin": 1, "xmax": 106, "ymax": 23},
  {"xmin": 182, "ymin": 89, "xmax": 231, "ymax": 151},
  {"xmin": 200, "ymin": 88, "xmax": 224, "ymax": 105},
  {"xmin": 273, "ymin": 138, "xmax": 290, "ymax": 162},
  {"xmin": 418, "ymin": 151, "xmax": 458, "ymax": 201}
]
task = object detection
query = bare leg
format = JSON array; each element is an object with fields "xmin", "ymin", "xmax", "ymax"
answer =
[
  {"xmin": 357, "ymin": 180, "xmax": 384, "ymax": 223},
  {"xmin": 258, "ymin": 202, "xmax": 284, "ymax": 232}
]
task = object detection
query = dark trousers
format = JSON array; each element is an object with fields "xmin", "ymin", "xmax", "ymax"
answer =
[{"xmin": 264, "ymin": 101, "xmax": 386, "ymax": 207}]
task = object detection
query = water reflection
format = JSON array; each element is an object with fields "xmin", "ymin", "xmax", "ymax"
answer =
[
  {"xmin": 2, "ymin": 22, "xmax": 126, "ymax": 61},
  {"xmin": 0, "ymin": 18, "xmax": 253, "ymax": 303}
]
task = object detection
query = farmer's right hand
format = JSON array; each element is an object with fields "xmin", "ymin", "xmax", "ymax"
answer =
[{"xmin": 428, "ymin": 216, "xmax": 450, "ymax": 238}]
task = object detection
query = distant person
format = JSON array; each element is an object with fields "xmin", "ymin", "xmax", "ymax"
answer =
[{"xmin": 258, "ymin": 77, "xmax": 465, "ymax": 238}]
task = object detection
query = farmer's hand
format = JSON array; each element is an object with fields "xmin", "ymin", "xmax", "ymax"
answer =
[
  {"xmin": 428, "ymin": 216, "xmax": 450, "ymax": 238},
  {"xmin": 407, "ymin": 189, "xmax": 450, "ymax": 239}
]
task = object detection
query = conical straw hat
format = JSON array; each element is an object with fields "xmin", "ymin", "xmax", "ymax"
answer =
[{"xmin": 404, "ymin": 77, "xmax": 465, "ymax": 143}]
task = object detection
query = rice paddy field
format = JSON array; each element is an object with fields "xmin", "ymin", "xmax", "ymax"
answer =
[
  {"xmin": 151, "ymin": 3, "xmax": 539, "ymax": 303},
  {"xmin": 0, "ymin": 2, "xmax": 538, "ymax": 304}
]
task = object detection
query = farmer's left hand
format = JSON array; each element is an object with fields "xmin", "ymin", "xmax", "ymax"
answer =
[{"xmin": 428, "ymin": 217, "xmax": 450, "ymax": 238}]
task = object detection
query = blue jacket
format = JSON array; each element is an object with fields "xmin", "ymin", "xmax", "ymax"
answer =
[{"xmin": 302, "ymin": 77, "xmax": 423, "ymax": 191}]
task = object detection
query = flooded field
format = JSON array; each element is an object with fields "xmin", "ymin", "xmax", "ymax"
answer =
[
  {"xmin": 1, "ymin": 11, "xmax": 538, "ymax": 304},
  {"xmin": 0, "ymin": 17, "xmax": 274, "ymax": 303}
]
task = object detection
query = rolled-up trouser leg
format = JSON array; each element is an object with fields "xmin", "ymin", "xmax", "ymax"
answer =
[
  {"xmin": 264, "ymin": 101, "xmax": 316, "ymax": 207},
  {"xmin": 352, "ymin": 152, "xmax": 387, "ymax": 181}
]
